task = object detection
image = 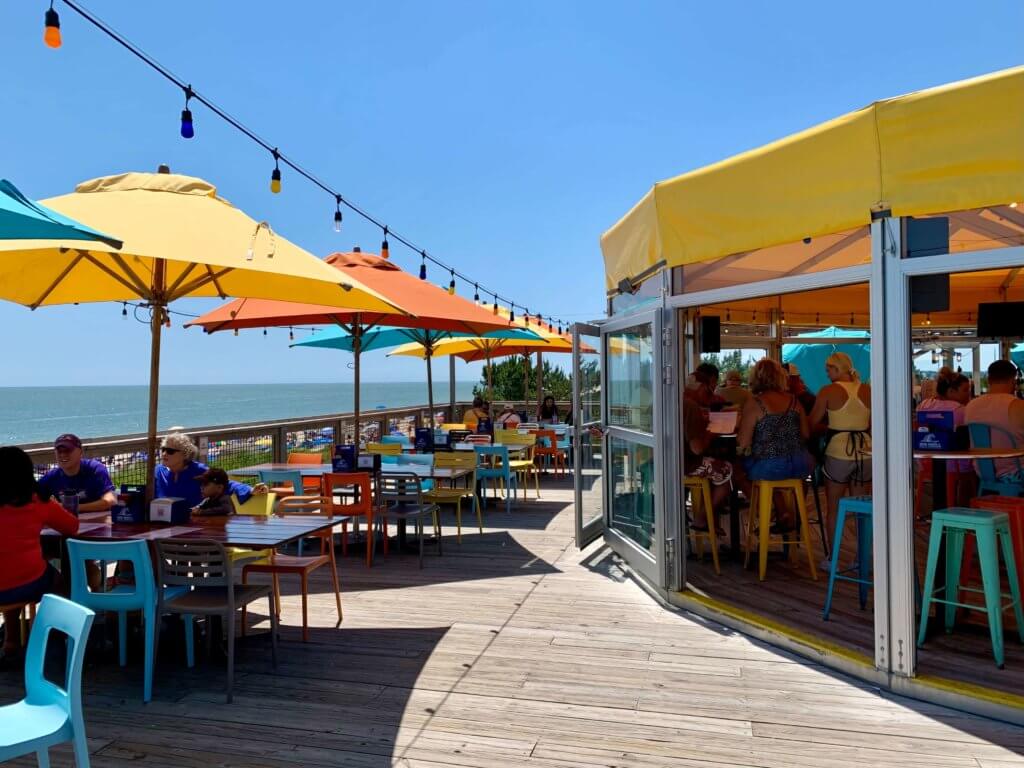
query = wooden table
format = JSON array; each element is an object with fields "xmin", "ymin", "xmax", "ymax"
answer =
[{"xmin": 229, "ymin": 462, "xmax": 472, "ymax": 483}]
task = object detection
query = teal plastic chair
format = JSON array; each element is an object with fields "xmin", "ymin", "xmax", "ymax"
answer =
[
  {"xmin": 397, "ymin": 454, "xmax": 435, "ymax": 491},
  {"xmin": 381, "ymin": 434, "xmax": 413, "ymax": 448},
  {"xmin": 475, "ymin": 445, "xmax": 517, "ymax": 514},
  {"xmin": 67, "ymin": 539, "xmax": 171, "ymax": 703},
  {"xmin": 258, "ymin": 469, "xmax": 306, "ymax": 498},
  {"xmin": 917, "ymin": 507, "xmax": 1024, "ymax": 667},
  {"xmin": 0, "ymin": 594, "xmax": 95, "ymax": 767},
  {"xmin": 969, "ymin": 423, "xmax": 1024, "ymax": 497},
  {"xmin": 823, "ymin": 496, "xmax": 873, "ymax": 620}
]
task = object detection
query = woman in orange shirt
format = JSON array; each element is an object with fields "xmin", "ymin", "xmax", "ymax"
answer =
[{"xmin": 0, "ymin": 446, "xmax": 79, "ymax": 660}]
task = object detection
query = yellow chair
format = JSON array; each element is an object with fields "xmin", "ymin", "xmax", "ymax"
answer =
[
  {"xmin": 366, "ymin": 442, "xmax": 402, "ymax": 456},
  {"xmin": 496, "ymin": 431, "xmax": 539, "ymax": 499},
  {"xmin": 441, "ymin": 423, "xmax": 467, "ymax": 431},
  {"xmin": 229, "ymin": 492, "xmax": 278, "ymax": 567},
  {"xmin": 743, "ymin": 478, "xmax": 816, "ymax": 582},
  {"xmin": 423, "ymin": 452, "xmax": 481, "ymax": 543},
  {"xmin": 684, "ymin": 476, "xmax": 720, "ymax": 575}
]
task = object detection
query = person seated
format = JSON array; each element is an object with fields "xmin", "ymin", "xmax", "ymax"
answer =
[
  {"xmin": 715, "ymin": 370, "xmax": 750, "ymax": 410},
  {"xmin": 37, "ymin": 433, "xmax": 117, "ymax": 513},
  {"xmin": 685, "ymin": 363, "xmax": 728, "ymax": 411},
  {"xmin": 0, "ymin": 446, "xmax": 79, "ymax": 662},
  {"xmin": 682, "ymin": 398, "xmax": 733, "ymax": 532},
  {"xmin": 537, "ymin": 395, "xmax": 560, "ymax": 424},
  {"xmin": 918, "ymin": 372, "xmax": 974, "ymax": 504},
  {"xmin": 965, "ymin": 359, "xmax": 1024, "ymax": 483},
  {"xmin": 191, "ymin": 468, "xmax": 236, "ymax": 516},
  {"xmin": 463, "ymin": 397, "xmax": 489, "ymax": 429},
  {"xmin": 737, "ymin": 359, "xmax": 813, "ymax": 530},
  {"xmin": 496, "ymin": 404, "xmax": 521, "ymax": 429},
  {"xmin": 155, "ymin": 433, "xmax": 265, "ymax": 508}
]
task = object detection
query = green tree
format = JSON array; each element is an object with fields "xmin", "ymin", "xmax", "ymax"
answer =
[
  {"xmin": 700, "ymin": 350, "xmax": 758, "ymax": 380},
  {"xmin": 474, "ymin": 356, "xmax": 572, "ymax": 402}
]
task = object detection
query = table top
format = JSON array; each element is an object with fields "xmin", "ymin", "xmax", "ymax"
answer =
[
  {"xmin": 45, "ymin": 513, "xmax": 347, "ymax": 549},
  {"xmin": 914, "ymin": 447, "xmax": 1024, "ymax": 461},
  {"xmin": 230, "ymin": 463, "xmax": 472, "ymax": 481},
  {"xmin": 451, "ymin": 442, "xmax": 527, "ymax": 453}
]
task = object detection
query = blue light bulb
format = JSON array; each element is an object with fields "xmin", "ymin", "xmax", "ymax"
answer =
[{"xmin": 180, "ymin": 108, "xmax": 194, "ymax": 139}]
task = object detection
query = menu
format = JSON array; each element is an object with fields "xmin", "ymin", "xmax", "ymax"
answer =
[{"xmin": 708, "ymin": 411, "xmax": 739, "ymax": 435}]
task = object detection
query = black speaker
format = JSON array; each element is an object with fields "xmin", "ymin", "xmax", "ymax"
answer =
[
  {"xmin": 906, "ymin": 216, "xmax": 949, "ymax": 259},
  {"xmin": 700, "ymin": 316, "xmax": 721, "ymax": 353},
  {"xmin": 911, "ymin": 273, "xmax": 950, "ymax": 314}
]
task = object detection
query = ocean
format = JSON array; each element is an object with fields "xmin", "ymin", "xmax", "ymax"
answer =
[{"xmin": 0, "ymin": 382, "xmax": 478, "ymax": 445}]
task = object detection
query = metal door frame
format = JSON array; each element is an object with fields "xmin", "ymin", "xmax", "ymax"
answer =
[
  {"xmin": 573, "ymin": 321, "xmax": 605, "ymax": 548},
  {"xmin": 601, "ymin": 308, "xmax": 667, "ymax": 589}
]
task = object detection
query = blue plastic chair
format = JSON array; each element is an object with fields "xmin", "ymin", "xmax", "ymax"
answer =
[
  {"xmin": 67, "ymin": 539, "xmax": 175, "ymax": 703},
  {"xmin": 969, "ymin": 423, "xmax": 1024, "ymax": 497},
  {"xmin": 475, "ymin": 445, "xmax": 517, "ymax": 514},
  {"xmin": 0, "ymin": 594, "xmax": 95, "ymax": 767},
  {"xmin": 257, "ymin": 469, "xmax": 306, "ymax": 498},
  {"xmin": 823, "ymin": 496, "xmax": 873, "ymax": 620}
]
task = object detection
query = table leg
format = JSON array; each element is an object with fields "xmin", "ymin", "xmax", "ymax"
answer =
[
  {"xmin": 928, "ymin": 458, "xmax": 949, "ymax": 637},
  {"xmin": 729, "ymin": 488, "xmax": 741, "ymax": 561}
]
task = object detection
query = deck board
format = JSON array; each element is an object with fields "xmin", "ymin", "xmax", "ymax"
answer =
[{"xmin": 2, "ymin": 476, "xmax": 1023, "ymax": 766}]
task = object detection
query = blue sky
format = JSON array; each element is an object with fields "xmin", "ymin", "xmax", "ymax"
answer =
[{"xmin": 1, "ymin": 0, "xmax": 1020, "ymax": 386}]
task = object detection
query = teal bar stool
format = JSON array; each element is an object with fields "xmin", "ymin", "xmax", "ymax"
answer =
[
  {"xmin": 917, "ymin": 507, "xmax": 1024, "ymax": 668},
  {"xmin": 0, "ymin": 594, "xmax": 95, "ymax": 767},
  {"xmin": 823, "ymin": 495, "xmax": 873, "ymax": 620}
]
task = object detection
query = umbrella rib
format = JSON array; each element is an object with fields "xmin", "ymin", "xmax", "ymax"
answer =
[
  {"xmin": 107, "ymin": 253, "xmax": 155, "ymax": 298},
  {"xmin": 78, "ymin": 252, "xmax": 152, "ymax": 300},
  {"xmin": 171, "ymin": 266, "xmax": 232, "ymax": 301},
  {"xmin": 165, "ymin": 262, "xmax": 200, "ymax": 298},
  {"xmin": 30, "ymin": 251, "xmax": 85, "ymax": 309}
]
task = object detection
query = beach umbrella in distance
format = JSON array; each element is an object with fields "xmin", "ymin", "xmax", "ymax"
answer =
[
  {"xmin": 187, "ymin": 250, "xmax": 516, "ymax": 436},
  {"xmin": 0, "ymin": 178, "xmax": 122, "ymax": 248},
  {"xmin": 782, "ymin": 326, "xmax": 871, "ymax": 394},
  {"xmin": 0, "ymin": 170, "xmax": 406, "ymax": 500},
  {"xmin": 292, "ymin": 324, "xmax": 543, "ymax": 431}
]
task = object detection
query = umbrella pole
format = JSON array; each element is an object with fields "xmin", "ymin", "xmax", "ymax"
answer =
[
  {"xmin": 523, "ymin": 354, "xmax": 530, "ymax": 416},
  {"xmin": 145, "ymin": 261, "xmax": 167, "ymax": 503},
  {"xmin": 352, "ymin": 326, "xmax": 361, "ymax": 448},
  {"xmin": 425, "ymin": 340, "xmax": 436, "ymax": 429},
  {"xmin": 536, "ymin": 351, "xmax": 544, "ymax": 414},
  {"xmin": 449, "ymin": 354, "xmax": 456, "ymax": 424},
  {"xmin": 486, "ymin": 351, "xmax": 493, "ymax": 404}
]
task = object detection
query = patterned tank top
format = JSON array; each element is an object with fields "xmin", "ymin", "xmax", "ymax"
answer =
[{"xmin": 751, "ymin": 396, "xmax": 802, "ymax": 459}]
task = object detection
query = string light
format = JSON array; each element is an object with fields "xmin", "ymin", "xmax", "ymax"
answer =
[
  {"xmin": 492, "ymin": 295, "xmax": 498, "ymax": 315},
  {"xmin": 289, "ymin": 327, "xmax": 295, "ymax": 341},
  {"xmin": 850, "ymin": 312, "xmax": 855, "ymax": 325},
  {"xmin": 270, "ymin": 148, "xmax": 281, "ymax": 193},
  {"xmin": 233, "ymin": 328, "xmax": 239, "ymax": 337},
  {"xmin": 44, "ymin": 2, "xmax": 61, "ymax": 48},
  {"xmin": 780, "ymin": 311, "xmax": 786, "ymax": 325},
  {"xmin": 180, "ymin": 85, "xmax": 194, "ymax": 139},
  {"xmin": 815, "ymin": 312, "xmax": 820, "ymax": 324},
  {"xmin": 448, "ymin": 269, "xmax": 456, "ymax": 295},
  {"xmin": 263, "ymin": 328, "xmax": 268, "ymax": 336},
  {"xmin": 473, "ymin": 284, "xmax": 480, "ymax": 303},
  {"xmin": 925, "ymin": 312, "xmax": 932, "ymax": 326},
  {"xmin": 419, "ymin": 251, "xmax": 427, "ymax": 281},
  {"xmin": 1011, "ymin": 202, "xmax": 1019, "ymax": 209},
  {"xmin": 380, "ymin": 227, "xmax": 389, "ymax": 259},
  {"xmin": 121, "ymin": 302, "xmax": 127, "ymax": 318},
  {"xmin": 333, "ymin": 195, "xmax": 342, "ymax": 232},
  {"xmin": 525, "ymin": 310, "xmax": 531, "ymax": 327},
  {"xmin": 44, "ymin": 2, "xmax": 573, "ymax": 332},
  {"xmin": 509, "ymin": 304, "xmax": 515, "ymax": 323}
]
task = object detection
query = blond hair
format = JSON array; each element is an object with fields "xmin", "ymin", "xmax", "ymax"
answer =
[
  {"xmin": 749, "ymin": 358, "xmax": 788, "ymax": 395},
  {"xmin": 160, "ymin": 432, "xmax": 198, "ymax": 462},
  {"xmin": 827, "ymin": 351, "xmax": 859, "ymax": 381}
]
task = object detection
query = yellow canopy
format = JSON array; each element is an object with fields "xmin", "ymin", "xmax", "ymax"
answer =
[
  {"xmin": 601, "ymin": 66, "xmax": 1024, "ymax": 291},
  {"xmin": 0, "ymin": 172, "xmax": 402, "ymax": 312}
]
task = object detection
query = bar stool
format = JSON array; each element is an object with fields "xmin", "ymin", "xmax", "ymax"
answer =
[
  {"xmin": 917, "ymin": 507, "xmax": 1024, "ymax": 668},
  {"xmin": 684, "ymin": 476, "xmax": 720, "ymax": 575},
  {"xmin": 744, "ymin": 478, "xmax": 817, "ymax": 582},
  {"xmin": 823, "ymin": 496, "xmax": 872, "ymax": 620}
]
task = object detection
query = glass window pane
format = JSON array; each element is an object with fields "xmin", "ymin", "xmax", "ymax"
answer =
[
  {"xmin": 608, "ymin": 436, "xmax": 655, "ymax": 554},
  {"xmin": 577, "ymin": 332, "xmax": 601, "ymax": 425},
  {"xmin": 607, "ymin": 323, "xmax": 655, "ymax": 433}
]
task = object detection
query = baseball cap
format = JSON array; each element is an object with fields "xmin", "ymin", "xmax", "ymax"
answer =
[
  {"xmin": 195, "ymin": 468, "xmax": 229, "ymax": 487},
  {"xmin": 54, "ymin": 433, "xmax": 82, "ymax": 450}
]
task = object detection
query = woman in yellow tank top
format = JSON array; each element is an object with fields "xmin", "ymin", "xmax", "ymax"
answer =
[{"xmin": 809, "ymin": 352, "xmax": 871, "ymax": 567}]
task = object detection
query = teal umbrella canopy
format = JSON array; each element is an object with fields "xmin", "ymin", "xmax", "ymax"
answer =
[
  {"xmin": 0, "ymin": 179, "xmax": 121, "ymax": 247},
  {"xmin": 782, "ymin": 326, "xmax": 871, "ymax": 394},
  {"xmin": 1012, "ymin": 343, "xmax": 1024, "ymax": 369},
  {"xmin": 291, "ymin": 325, "xmax": 540, "ymax": 353}
]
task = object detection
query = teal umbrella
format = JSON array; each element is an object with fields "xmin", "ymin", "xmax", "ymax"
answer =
[
  {"xmin": 1012, "ymin": 343, "xmax": 1024, "ymax": 369},
  {"xmin": 783, "ymin": 326, "xmax": 871, "ymax": 394},
  {"xmin": 292, "ymin": 325, "xmax": 542, "ymax": 428},
  {"xmin": 0, "ymin": 179, "xmax": 121, "ymax": 247}
]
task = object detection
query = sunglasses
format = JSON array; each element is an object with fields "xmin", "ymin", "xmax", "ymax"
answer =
[{"xmin": 160, "ymin": 447, "xmax": 180, "ymax": 455}]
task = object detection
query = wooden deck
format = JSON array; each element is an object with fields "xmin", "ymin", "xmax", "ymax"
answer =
[{"xmin": 4, "ymin": 476, "xmax": 1024, "ymax": 767}]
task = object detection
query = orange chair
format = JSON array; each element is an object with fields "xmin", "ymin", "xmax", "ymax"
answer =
[
  {"xmin": 531, "ymin": 429, "xmax": 567, "ymax": 476},
  {"xmin": 288, "ymin": 451, "xmax": 326, "ymax": 494},
  {"xmin": 323, "ymin": 472, "xmax": 383, "ymax": 566},
  {"xmin": 241, "ymin": 495, "xmax": 343, "ymax": 642}
]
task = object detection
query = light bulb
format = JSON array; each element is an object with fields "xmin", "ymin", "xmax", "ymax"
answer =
[
  {"xmin": 121, "ymin": 303, "xmax": 128, "ymax": 318},
  {"xmin": 381, "ymin": 230, "xmax": 390, "ymax": 259},
  {"xmin": 263, "ymin": 328, "xmax": 268, "ymax": 336},
  {"xmin": 492, "ymin": 299, "xmax": 498, "ymax": 315},
  {"xmin": 419, "ymin": 253, "xmax": 427, "ymax": 281},
  {"xmin": 473, "ymin": 284, "xmax": 480, "ymax": 303},
  {"xmin": 289, "ymin": 328, "xmax": 295, "ymax": 341},
  {"xmin": 509, "ymin": 308, "xmax": 515, "ymax": 323},
  {"xmin": 333, "ymin": 209, "xmax": 342, "ymax": 233},
  {"xmin": 44, "ymin": 7, "xmax": 61, "ymax": 48},
  {"xmin": 270, "ymin": 168, "xmax": 281, "ymax": 194},
  {"xmin": 233, "ymin": 329, "xmax": 239, "ymax": 337},
  {"xmin": 448, "ymin": 271, "xmax": 456, "ymax": 295},
  {"xmin": 180, "ymin": 109, "xmax": 194, "ymax": 139},
  {"xmin": 1011, "ymin": 202, "xmax": 1019, "ymax": 209}
]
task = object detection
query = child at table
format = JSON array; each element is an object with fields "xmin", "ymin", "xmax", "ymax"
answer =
[
  {"xmin": 192, "ymin": 468, "xmax": 236, "ymax": 516},
  {"xmin": 0, "ymin": 446, "xmax": 79, "ymax": 662}
]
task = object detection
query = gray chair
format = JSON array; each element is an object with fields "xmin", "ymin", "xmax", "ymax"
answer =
[
  {"xmin": 154, "ymin": 538, "xmax": 278, "ymax": 703},
  {"xmin": 378, "ymin": 473, "xmax": 442, "ymax": 568}
]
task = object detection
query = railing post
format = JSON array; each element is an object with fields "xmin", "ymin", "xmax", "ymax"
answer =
[{"xmin": 273, "ymin": 425, "xmax": 287, "ymax": 463}]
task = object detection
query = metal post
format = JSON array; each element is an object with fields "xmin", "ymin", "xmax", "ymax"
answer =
[
  {"xmin": 536, "ymin": 351, "xmax": 544, "ymax": 414},
  {"xmin": 352, "ymin": 324, "xmax": 362, "ymax": 448},
  {"xmin": 144, "ymin": 259, "xmax": 166, "ymax": 504},
  {"xmin": 449, "ymin": 354, "xmax": 456, "ymax": 423},
  {"xmin": 972, "ymin": 345, "xmax": 982, "ymax": 394}
]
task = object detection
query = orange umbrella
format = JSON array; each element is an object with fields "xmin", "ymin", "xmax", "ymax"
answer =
[{"xmin": 187, "ymin": 250, "xmax": 513, "ymax": 436}]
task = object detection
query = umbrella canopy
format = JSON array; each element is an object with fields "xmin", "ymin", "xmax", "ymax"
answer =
[
  {"xmin": 0, "ymin": 178, "xmax": 121, "ymax": 248},
  {"xmin": 0, "ymin": 171, "xmax": 407, "ymax": 499},
  {"xmin": 1011, "ymin": 343, "xmax": 1024, "ymax": 368},
  {"xmin": 187, "ymin": 250, "xmax": 515, "ymax": 435},
  {"xmin": 782, "ymin": 326, "xmax": 871, "ymax": 394}
]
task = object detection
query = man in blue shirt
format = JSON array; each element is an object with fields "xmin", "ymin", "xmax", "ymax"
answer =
[{"xmin": 38, "ymin": 434, "xmax": 117, "ymax": 513}]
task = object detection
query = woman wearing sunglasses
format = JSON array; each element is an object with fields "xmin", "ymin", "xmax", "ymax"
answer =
[{"xmin": 154, "ymin": 433, "xmax": 266, "ymax": 507}]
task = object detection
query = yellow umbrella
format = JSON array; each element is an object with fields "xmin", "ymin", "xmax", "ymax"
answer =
[{"xmin": 0, "ymin": 170, "xmax": 407, "ymax": 497}]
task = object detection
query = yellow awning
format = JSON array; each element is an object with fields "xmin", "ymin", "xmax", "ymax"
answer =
[{"xmin": 601, "ymin": 66, "xmax": 1024, "ymax": 292}]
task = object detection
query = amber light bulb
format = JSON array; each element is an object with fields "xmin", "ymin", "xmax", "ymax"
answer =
[{"xmin": 44, "ymin": 7, "xmax": 62, "ymax": 48}]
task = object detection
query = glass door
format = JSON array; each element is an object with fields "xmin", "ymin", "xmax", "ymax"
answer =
[
  {"xmin": 602, "ymin": 310, "xmax": 666, "ymax": 588},
  {"xmin": 573, "ymin": 322, "xmax": 604, "ymax": 547}
]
